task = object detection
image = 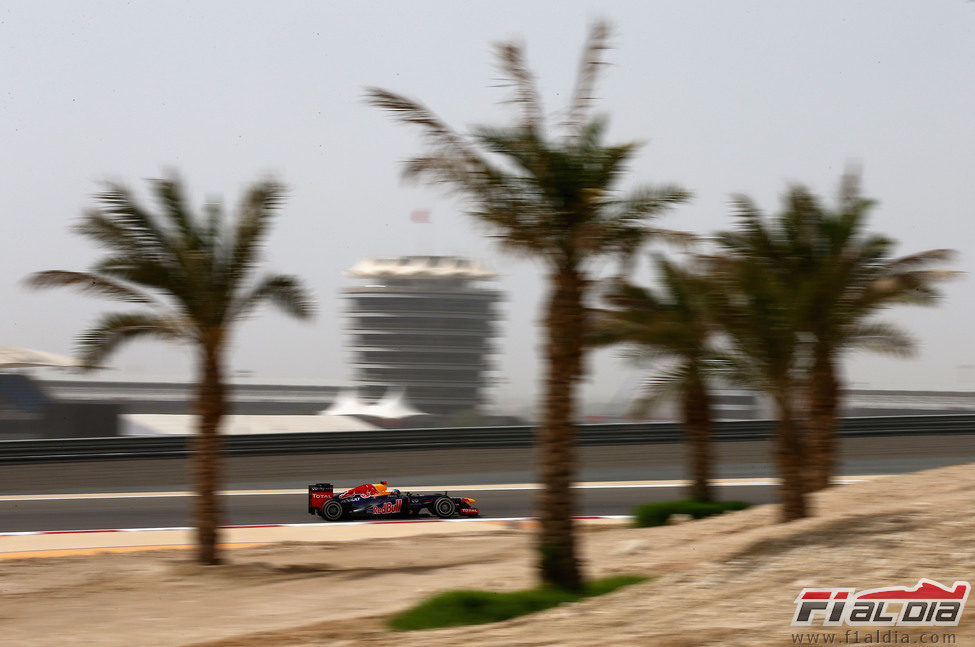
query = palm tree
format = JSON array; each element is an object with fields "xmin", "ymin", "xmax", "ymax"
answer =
[
  {"xmin": 777, "ymin": 174, "xmax": 956, "ymax": 491},
  {"xmin": 25, "ymin": 175, "xmax": 314, "ymax": 564},
  {"xmin": 593, "ymin": 257, "xmax": 721, "ymax": 502},
  {"xmin": 708, "ymin": 177, "xmax": 956, "ymax": 517},
  {"xmin": 366, "ymin": 22, "xmax": 689, "ymax": 590},
  {"xmin": 707, "ymin": 201, "xmax": 811, "ymax": 521}
]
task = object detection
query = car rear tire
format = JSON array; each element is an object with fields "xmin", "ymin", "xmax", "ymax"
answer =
[
  {"xmin": 319, "ymin": 499, "xmax": 344, "ymax": 522},
  {"xmin": 433, "ymin": 496, "xmax": 456, "ymax": 518}
]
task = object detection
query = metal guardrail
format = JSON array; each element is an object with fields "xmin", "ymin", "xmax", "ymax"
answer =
[{"xmin": 1, "ymin": 414, "xmax": 974, "ymax": 464}]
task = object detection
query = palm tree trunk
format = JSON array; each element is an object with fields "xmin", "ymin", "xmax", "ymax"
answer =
[
  {"xmin": 537, "ymin": 266, "xmax": 584, "ymax": 591},
  {"xmin": 807, "ymin": 348, "xmax": 839, "ymax": 491},
  {"xmin": 773, "ymin": 389, "xmax": 808, "ymax": 521},
  {"xmin": 683, "ymin": 376, "xmax": 713, "ymax": 502},
  {"xmin": 193, "ymin": 342, "xmax": 225, "ymax": 565}
]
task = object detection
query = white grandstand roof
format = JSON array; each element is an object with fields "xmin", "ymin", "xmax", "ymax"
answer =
[
  {"xmin": 0, "ymin": 346, "xmax": 82, "ymax": 369},
  {"xmin": 347, "ymin": 256, "xmax": 496, "ymax": 280},
  {"xmin": 324, "ymin": 388, "xmax": 426, "ymax": 419},
  {"xmin": 121, "ymin": 412, "xmax": 378, "ymax": 436}
]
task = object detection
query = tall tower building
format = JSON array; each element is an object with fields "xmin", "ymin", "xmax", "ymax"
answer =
[{"xmin": 343, "ymin": 256, "xmax": 501, "ymax": 415}]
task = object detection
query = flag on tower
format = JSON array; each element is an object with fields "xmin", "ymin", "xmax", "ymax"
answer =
[{"xmin": 410, "ymin": 209, "xmax": 431, "ymax": 223}]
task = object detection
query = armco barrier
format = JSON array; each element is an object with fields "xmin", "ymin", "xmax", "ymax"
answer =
[{"xmin": 0, "ymin": 414, "xmax": 973, "ymax": 464}]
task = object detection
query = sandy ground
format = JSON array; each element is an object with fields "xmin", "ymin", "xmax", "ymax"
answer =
[{"xmin": 3, "ymin": 464, "xmax": 975, "ymax": 646}]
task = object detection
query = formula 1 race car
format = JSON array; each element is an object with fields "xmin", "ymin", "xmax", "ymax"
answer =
[{"xmin": 307, "ymin": 481, "xmax": 479, "ymax": 521}]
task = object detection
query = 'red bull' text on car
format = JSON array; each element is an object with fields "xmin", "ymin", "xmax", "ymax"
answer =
[{"xmin": 307, "ymin": 481, "xmax": 479, "ymax": 521}]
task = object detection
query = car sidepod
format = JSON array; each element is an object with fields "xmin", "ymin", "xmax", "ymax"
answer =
[{"xmin": 359, "ymin": 494, "xmax": 409, "ymax": 518}]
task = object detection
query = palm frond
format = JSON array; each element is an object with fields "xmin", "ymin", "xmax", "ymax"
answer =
[
  {"xmin": 493, "ymin": 41, "xmax": 544, "ymax": 131},
  {"xmin": 858, "ymin": 269, "xmax": 959, "ymax": 309},
  {"xmin": 202, "ymin": 201, "xmax": 226, "ymax": 281},
  {"xmin": 76, "ymin": 311, "xmax": 191, "ymax": 368},
  {"xmin": 563, "ymin": 20, "xmax": 611, "ymax": 131},
  {"xmin": 634, "ymin": 228, "xmax": 700, "ymax": 255},
  {"xmin": 24, "ymin": 270, "xmax": 155, "ymax": 304},
  {"xmin": 470, "ymin": 125, "xmax": 552, "ymax": 181},
  {"xmin": 93, "ymin": 182, "xmax": 177, "ymax": 259},
  {"xmin": 226, "ymin": 179, "xmax": 286, "ymax": 298},
  {"xmin": 234, "ymin": 274, "xmax": 315, "ymax": 320},
  {"xmin": 152, "ymin": 176, "xmax": 199, "ymax": 248},
  {"xmin": 836, "ymin": 166, "xmax": 875, "ymax": 213},
  {"xmin": 627, "ymin": 362, "xmax": 691, "ymax": 418},
  {"xmin": 367, "ymin": 89, "xmax": 510, "ymax": 216},
  {"xmin": 364, "ymin": 88, "xmax": 468, "ymax": 151},
  {"xmin": 90, "ymin": 255, "xmax": 186, "ymax": 298},
  {"xmin": 203, "ymin": 201, "xmax": 224, "ymax": 247},
  {"xmin": 74, "ymin": 210, "xmax": 147, "ymax": 255},
  {"xmin": 845, "ymin": 320, "xmax": 915, "ymax": 357},
  {"xmin": 886, "ymin": 249, "xmax": 957, "ymax": 270},
  {"xmin": 607, "ymin": 184, "xmax": 692, "ymax": 220}
]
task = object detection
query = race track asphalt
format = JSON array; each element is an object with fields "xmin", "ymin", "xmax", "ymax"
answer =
[
  {"xmin": 3, "ymin": 431, "xmax": 975, "ymax": 532},
  {"xmin": 0, "ymin": 484, "xmax": 781, "ymax": 533}
]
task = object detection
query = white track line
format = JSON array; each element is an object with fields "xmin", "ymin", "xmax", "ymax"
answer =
[{"xmin": 0, "ymin": 478, "xmax": 873, "ymax": 502}]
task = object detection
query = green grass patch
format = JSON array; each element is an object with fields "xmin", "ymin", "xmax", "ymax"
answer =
[
  {"xmin": 632, "ymin": 499, "xmax": 751, "ymax": 527},
  {"xmin": 388, "ymin": 574, "xmax": 647, "ymax": 631}
]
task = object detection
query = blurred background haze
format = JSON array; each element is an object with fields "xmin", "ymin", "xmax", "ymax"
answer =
[{"xmin": 2, "ymin": 1, "xmax": 973, "ymax": 419}]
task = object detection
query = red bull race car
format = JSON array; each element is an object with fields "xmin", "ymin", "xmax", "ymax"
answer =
[{"xmin": 307, "ymin": 481, "xmax": 479, "ymax": 521}]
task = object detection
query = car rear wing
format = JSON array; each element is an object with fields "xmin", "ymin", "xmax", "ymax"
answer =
[{"xmin": 308, "ymin": 482, "xmax": 334, "ymax": 515}]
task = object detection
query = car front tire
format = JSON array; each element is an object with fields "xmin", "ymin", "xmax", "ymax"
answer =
[{"xmin": 433, "ymin": 496, "xmax": 456, "ymax": 518}]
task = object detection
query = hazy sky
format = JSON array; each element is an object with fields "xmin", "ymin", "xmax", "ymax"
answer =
[{"xmin": 2, "ymin": 1, "xmax": 973, "ymax": 414}]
